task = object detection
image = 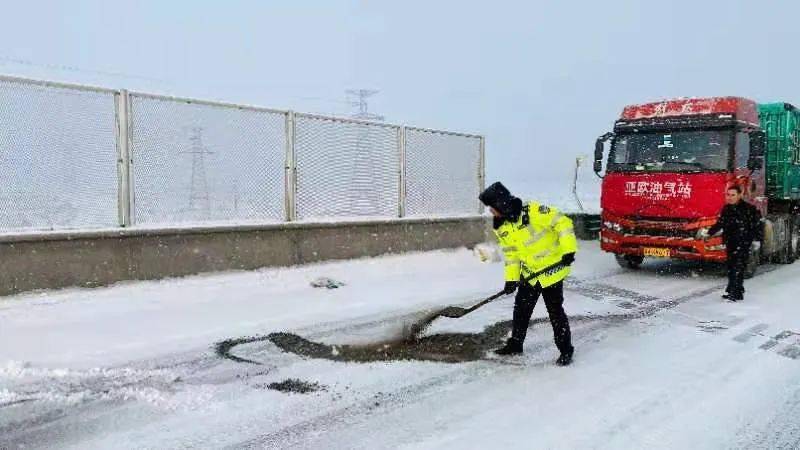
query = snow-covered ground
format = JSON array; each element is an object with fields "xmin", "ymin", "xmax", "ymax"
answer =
[{"xmin": 2, "ymin": 242, "xmax": 800, "ymax": 449}]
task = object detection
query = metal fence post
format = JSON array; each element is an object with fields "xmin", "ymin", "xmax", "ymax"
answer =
[
  {"xmin": 478, "ymin": 135, "xmax": 486, "ymax": 214},
  {"xmin": 285, "ymin": 111, "xmax": 297, "ymax": 221},
  {"xmin": 398, "ymin": 126, "xmax": 407, "ymax": 217},
  {"xmin": 115, "ymin": 89, "xmax": 133, "ymax": 227}
]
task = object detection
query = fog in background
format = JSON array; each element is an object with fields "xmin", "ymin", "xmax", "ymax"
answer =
[{"xmin": 2, "ymin": 0, "xmax": 798, "ymax": 209}]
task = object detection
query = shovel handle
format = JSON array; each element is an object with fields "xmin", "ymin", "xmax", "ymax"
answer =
[
  {"xmin": 470, "ymin": 262, "xmax": 565, "ymax": 313},
  {"xmin": 521, "ymin": 262, "xmax": 567, "ymax": 284},
  {"xmin": 461, "ymin": 289, "xmax": 508, "ymax": 314}
]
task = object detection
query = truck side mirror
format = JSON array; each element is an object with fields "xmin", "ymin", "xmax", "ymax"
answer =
[
  {"xmin": 594, "ymin": 132, "xmax": 614, "ymax": 175},
  {"xmin": 593, "ymin": 139, "xmax": 604, "ymax": 174},
  {"xmin": 748, "ymin": 130, "xmax": 765, "ymax": 170}
]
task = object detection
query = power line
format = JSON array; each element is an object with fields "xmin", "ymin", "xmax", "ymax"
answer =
[
  {"xmin": 0, "ymin": 55, "xmax": 366, "ymax": 116},
  {"xmin": 0, "ymin": 55, "xmax": 170, "ymax": 84}
]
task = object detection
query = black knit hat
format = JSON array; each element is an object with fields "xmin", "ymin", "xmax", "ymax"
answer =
[{"xmin": 479, "ymin": 182, "xmax": 521, "ymax": 218}]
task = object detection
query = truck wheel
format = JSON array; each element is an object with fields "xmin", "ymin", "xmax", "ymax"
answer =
[
  {"xmin": 744, "ymin": 248, "xmax": 759, "ymax": 279},
  {"xmin": 776, "ymin": 216, "xmax": 796, "ymax": 264},
  {"xmin": 791, "ymin": 215, "xmax": 800, "ymax": 262},
  {"xmin": 615, "ymin": 254, "xmax": 643, "ymax": 269}
]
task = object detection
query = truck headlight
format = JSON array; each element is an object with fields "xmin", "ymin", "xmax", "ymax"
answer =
[
  {"xmin": 603, "ymin": 221, "xmax": 623, "ymax": 232},
  {"xmin": 706, "ymin": 244, "xmax": 726, "ymax": 251}
]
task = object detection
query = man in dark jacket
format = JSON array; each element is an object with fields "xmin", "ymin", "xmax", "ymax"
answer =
[{"xmin": 702, "ymin": 185, "xmax": 763, "ymax": 301}]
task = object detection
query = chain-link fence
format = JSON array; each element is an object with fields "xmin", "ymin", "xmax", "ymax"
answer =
[
  {"xmin": 129, "ymin": 94, "xmax": 287, "ymax": 226},
  {"xmin": 0, "ymin": 77, "xmax": 119, "ymax": 232},
  {"xmin": 405, "ymin": 128, "xmax": 482, "ymax": 216},
  {"xmin": 294, "ymin": 114, "xmax": 400, "ymax": 220},
  {"xmin": 0, "ymin": 75, "xmax": 484, "ymax": 233}
]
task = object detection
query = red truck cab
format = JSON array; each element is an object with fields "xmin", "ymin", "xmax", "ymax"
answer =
[{"xmin": 594, "ymin": 97, "xmax": 766, "ymax": 270}]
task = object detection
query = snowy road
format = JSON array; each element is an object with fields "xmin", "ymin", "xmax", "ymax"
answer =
[{"xmin": 2, "ymin": 242, "xmax": 800, "ymax": 449}]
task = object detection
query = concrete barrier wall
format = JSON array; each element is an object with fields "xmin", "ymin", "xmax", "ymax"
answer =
[{"xmin": 0, "ymin": 217, "xmax": 490, "ymax": 297}]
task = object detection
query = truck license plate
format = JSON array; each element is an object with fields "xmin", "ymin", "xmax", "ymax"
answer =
[{"xmin": 643, "ymin": 247, "xmax": 670, "ymax": 258}]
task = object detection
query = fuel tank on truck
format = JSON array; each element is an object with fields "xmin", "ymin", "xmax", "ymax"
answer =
[{"xmin": 601, "ymin": 172, "xmax": 727, "ymax": 220}]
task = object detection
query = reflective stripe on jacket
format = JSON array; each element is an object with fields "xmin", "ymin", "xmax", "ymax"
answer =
[{"xmin": 494, "ymin": 201, "xmax": 578, "ymax": 287}]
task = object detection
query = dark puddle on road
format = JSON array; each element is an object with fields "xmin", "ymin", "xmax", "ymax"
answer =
[
  {"xmin": 263, "ymin": 379, "xmax": 326, "ymax": 394},
  {"xmin": 216, "ymin": 313, "xmax": 633, "ymax": 365}
]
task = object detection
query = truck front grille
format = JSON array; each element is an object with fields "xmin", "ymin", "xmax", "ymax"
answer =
[{"xmin": 621, "ymin": 226, "xmax": 696, "ymax": 239}]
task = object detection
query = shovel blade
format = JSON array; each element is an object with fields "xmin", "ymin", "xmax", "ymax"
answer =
[{"xmin": 435, "ymin": 306, "xmax": 471, "ymax": 318}]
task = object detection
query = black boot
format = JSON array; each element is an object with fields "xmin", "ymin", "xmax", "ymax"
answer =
[
  {"xmin": 556, "ymin": 349, "xmax": 574, "ymax": 366},
  {"xmin": 494, "ymin": 338, "xmax": 523, "ymax": 356}
]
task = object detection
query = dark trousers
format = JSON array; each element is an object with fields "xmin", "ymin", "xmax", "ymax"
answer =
[
  {"xmin": 511, "ymin": 280, "xmax": 573, "ymax": 354},
  {"xmin": 726, "ymin": 245, "xmax": 749, "ymax": 299}
]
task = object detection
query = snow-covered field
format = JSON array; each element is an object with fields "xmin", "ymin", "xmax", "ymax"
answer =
[{"xmin": 2, "ymin": 242, "xmax": 800, "ymax": 449}]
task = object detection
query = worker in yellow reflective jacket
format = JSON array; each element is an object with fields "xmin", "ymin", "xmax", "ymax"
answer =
[{"xmin": 479, "ymin": 182, "xmax": 578, "ymax": 366}]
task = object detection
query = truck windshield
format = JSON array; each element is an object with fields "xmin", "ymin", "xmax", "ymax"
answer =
[{"xmin": 609, "ymin": 130, "xmax": 731, "ymax": 172}]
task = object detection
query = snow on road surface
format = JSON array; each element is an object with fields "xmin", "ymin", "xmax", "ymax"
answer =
[{"xmin": 2, "ymin": 242, "xmax": 800, "ymax": 449}]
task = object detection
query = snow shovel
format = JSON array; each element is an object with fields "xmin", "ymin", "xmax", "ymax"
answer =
[{"xmin": 408, "ymin": 261, "xmax": 568, "ymax": 338}]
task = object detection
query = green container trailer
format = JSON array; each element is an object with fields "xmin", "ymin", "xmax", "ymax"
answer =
[{"xmin": 758, "ymin": 103, "xmax": 800, "ymax": 200}]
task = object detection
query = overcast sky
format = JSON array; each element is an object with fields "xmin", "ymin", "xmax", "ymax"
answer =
[{"xmin": 1, "ymin": 0, "xmax": 798, "ymax": 201}]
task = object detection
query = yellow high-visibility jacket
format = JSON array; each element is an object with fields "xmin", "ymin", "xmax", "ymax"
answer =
[{"xmin": 494, "ymin": 201, "xmax": 578, "ymax": 287}]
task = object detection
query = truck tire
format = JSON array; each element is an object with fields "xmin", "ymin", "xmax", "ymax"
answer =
[
  {"xmin": 615, "ymin": 254, "xmax": 643, "ymax": 269},
  {"xmin": 790, "ymin": 215, "xmax": 800, "ymax": 262},
  {"xmin": 744, "ymin": 247, "xmax": 759, "ymax": 279},
  {"xmin": 775, "ymin": 216, "xmax": 795, "ymax": 264}
]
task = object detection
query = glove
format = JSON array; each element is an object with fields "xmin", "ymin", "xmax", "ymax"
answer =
[
  {"xmin": 503, "ymin": 281, "xmax": 518, "ymax": 295},
  {"xmin": 561, "ymin": 252, "xmax": 576, "ymax": 266},
  {"xmin": 751, "ymin": 241, "xmax": 761, "ymax": 252},
  {"xmin": 696, "ymin": 229, "xmax": 710, "ymax": 240}
]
